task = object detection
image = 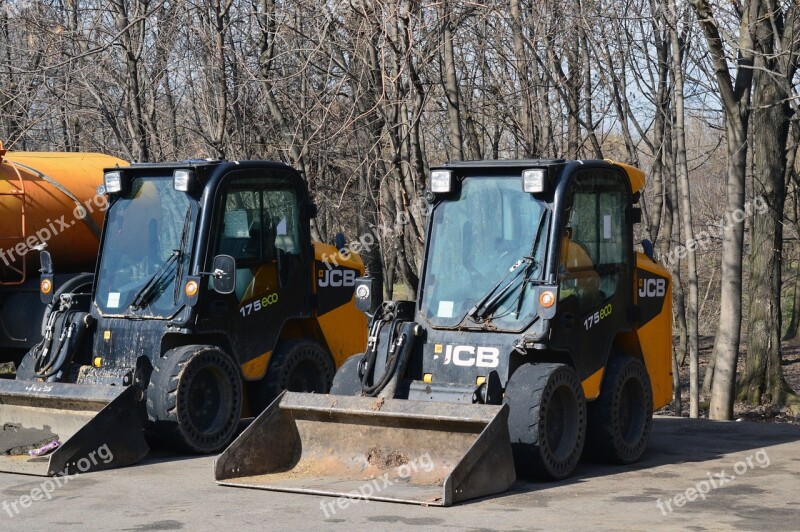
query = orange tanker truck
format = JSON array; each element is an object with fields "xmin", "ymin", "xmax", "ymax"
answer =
[{"xmin": 0, "ymin": 142, "xmax": 127, "ymax": 361}]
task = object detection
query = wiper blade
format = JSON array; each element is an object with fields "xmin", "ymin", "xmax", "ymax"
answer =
[
  {"xmin": 468, "ymin": 258, "xmax": 531, "ymax": 322},
  {"xmin": 469, "ymin": 207, "xmax": 551, "ymax": 323},
  {"xmin": 128, "ymin": 251, "xmax": 181, "ymax": 311},
  {"xmin": 173, "ymin": 206, "xmax": 193, "ymax": 303},
  {"xmin": 128, "ymin": 205, "xmax": 193, "ymax": 313},
  {"xmin": 513, "ymin": 208, "xmax": 552, "ymax": 318}
]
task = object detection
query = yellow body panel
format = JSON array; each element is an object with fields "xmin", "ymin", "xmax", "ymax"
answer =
[
  {"xmin": 312, "ymin": 242, "xmax": 368, "ymax": 368},
  {"xmin": 605, "ymin": 159, "xmax": 646, "ymax": 195},
  {"xmin": 237, "ymin": 242, "xmax": 367, "ymax": 380},
  {"xmin": 242, "ymin": 264, "xmax": 279, "ymax": 300},
  {"xmin": 316, "ymin": 310, "xmax": 367, "ymax": 367},
  {"xmin": 617, "ymin": 253, "xmax": 673, "ymax": 410},
  {"xmin": 581, "ymin": 367, "xmax": 605, "ymax": 400},
  {"xmin": 241, "ymin": 351, "xmax": 272, "ymax": 380}
]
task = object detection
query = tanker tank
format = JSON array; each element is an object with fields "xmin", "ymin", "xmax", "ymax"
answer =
[{"xmin": 0, "ymin": 142, "xmax": 128, "ymax": 361}]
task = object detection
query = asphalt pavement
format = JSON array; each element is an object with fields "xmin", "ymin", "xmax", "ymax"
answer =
[{"xmin": 0, "ymin": 416, "xmax": 798, "ymax": 531}]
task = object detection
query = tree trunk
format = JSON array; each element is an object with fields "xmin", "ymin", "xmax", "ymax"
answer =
[
  {"xmin": 786, "ymin": 257, "xmax": 800, "ymax": 342},
  {"xmin": 741, "ymin": 18, "xmax": 798, "ymax": 408},
  {"xmin": 440, "ymin": 2, "xmax": 463, "ymax": 160},
  {"xmin": 690, "ymin": 0, "xmax": 756, "ymax": 420},
  {"xmin": 669, "ymin": 0, "xmax": 700, "ymax": 417},
  {"xmin": 565, "ymin": 34, "xmax": 581, "ymax": 158},
  {"xmin": 579, "ymin": 27, "xmax": 603, "ymax": 159},
  {"xmin": 646, "ymin": 1, "xmax": 671, "ymax": 246},
  {"xmin": 708, "ymin": 120, "xmax": 748, "ymax": 420},
  {"xmin": 667, "ymin": 140, "xmax": 689, "ymax": 367},
  {"xmin": 113, "ymin": 0, "xmax": 150, "ymax": 162},
  {"xmin": 672, "ymin": 341, "xmax": 682, "ymax": 416},
  {"xmin": 509, "ymin": 0, "xmax": 534, "ymax": 157},
  {"xmin": 782, "ymin": 92, "xmax": 800, "ymax": 345}
]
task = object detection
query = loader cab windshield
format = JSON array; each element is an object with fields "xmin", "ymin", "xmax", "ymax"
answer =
[
  {"xmin": 420, "ymin": 175, "xmax": 548, "ymax": 330},
  {"xmin": 95, "ymin": 176, "xmax": 197, "ymax": 317}
]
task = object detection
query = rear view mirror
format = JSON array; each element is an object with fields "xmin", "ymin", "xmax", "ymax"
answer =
[
  {"xmin": 39, "ymin": 250, "xmax": 53, "ymax": 275},
  {"xmin": 211, "ymin": 255, "xmax": 236, "ymax": 295},
  {"xmin": 39, "ymin": 250, "xmax": 54, "ymax": 304},
  {"xmin": 354, "ymin": 276, "xmax": 381, "ymax": 315}
]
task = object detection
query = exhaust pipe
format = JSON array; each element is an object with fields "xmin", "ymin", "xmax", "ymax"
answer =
[
  {"xmin": 215, "ymin": 392, "xmax": 515, "ymax": 506},
  {"xmin": 0, "ymin": 380, "xmax": 149, "ymax": 476}
]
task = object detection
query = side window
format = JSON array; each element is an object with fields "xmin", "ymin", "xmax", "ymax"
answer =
[
  {"xmin": 559, "ymin": 170, "xmax": 629, "ymax": 313},
  {"xmin": 263, "ymin": 188, "xmax": 301, "ymax": 259},
  {"xmin": 213, "ymin": 176, "xmax": 304, "ymax": 300},
  {"xmin": 217, "ymin": 188, "xmax": 261, "ymax": 263}
]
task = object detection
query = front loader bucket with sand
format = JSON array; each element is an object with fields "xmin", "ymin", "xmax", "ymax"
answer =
[
  {"xmin": 215, "ymin": 392, "xmax": 516, "ymax": 506},
  {"xmin": 0, "ymin": 380, "xmax": 149, "ymax": 476}
]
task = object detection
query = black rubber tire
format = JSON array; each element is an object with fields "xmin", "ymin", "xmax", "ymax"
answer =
[
  {"xmin": 330, "ymin": 354, "xmax": 364, "ymax": 396},
  {"xmin": 14, "ymin": 349, "xmax": 37, "ymax": 381},
  {"xmin": 147, "ymin": 345, "xmax": 243, "ymax": 454},
  {"xmin": 504, "ymin": 363, "xmax": 587, "ymax": 480},
  {"xmin": 585, "ymin": 356, "xmax": 653, "ymax": 464},
  {"xmin": 253, "ymin": 340, "xmax": 335, "ymax": 410}
]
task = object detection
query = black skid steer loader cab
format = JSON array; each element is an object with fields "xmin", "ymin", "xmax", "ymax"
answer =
[
  {"xmin": 1, "ymin": 160, "xmax": 366, "ymax": 476},
  {"xmin": 215, "ymin": 159, "xmax": 673, "ymax": 506}
]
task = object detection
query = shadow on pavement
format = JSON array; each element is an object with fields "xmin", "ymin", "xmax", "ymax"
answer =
[{"xmin": 500, "ymin": 416, "xmax": 800, "ymax": 498}]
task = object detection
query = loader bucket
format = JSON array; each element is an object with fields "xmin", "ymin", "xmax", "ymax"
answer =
[
  {"xmin": 215, "ymin": 392, "xmax": 516, "ymax": 506},
  {"xmin": 0, "ymin": 380, "xmax": 149, "ymax": 476}
]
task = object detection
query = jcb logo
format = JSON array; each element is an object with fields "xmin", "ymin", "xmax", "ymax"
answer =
[
  {"xmin": 440, "ymin": 345, "xmax": 500, "ymax": 368},
  {"xmin": 639, "ymin": 278, "xmax": 666, "ymax": 298},
  {"xmin": 318, "ymin": 269, "xmax": 356, "ymax": 288}
]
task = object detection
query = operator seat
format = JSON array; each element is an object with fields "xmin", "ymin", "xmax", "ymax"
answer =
[{"xmin": 559, "ymin": 235, "xmax": 601, "ymax": 308}]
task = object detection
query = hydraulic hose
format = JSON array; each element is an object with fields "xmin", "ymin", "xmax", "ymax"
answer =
[
  {"xmin": 32, "ymin": 296, "xmax": 85, "ymax": 380},
  {"xmin": 360, "ymin": 304, "xmax": 404, "ymax": 397}
]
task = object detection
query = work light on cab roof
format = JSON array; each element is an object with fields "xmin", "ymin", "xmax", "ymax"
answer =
[
  {"xmin": 103, "ymin": 170, "xmax": 123, "ymax": 194},
  {"xmin": 522, "ymin": 168, "xmax": 547, "ymax": 193},
  {"xmin": 430, "ymin": 169, "xmax": 453, "ymax": 193},
  {"xmin": 173, "ymin": 169, "xmax": 197, "ymax": 192}
]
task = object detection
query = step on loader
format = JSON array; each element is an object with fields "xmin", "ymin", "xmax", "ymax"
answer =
[
  {"xmin": 0, "ymin": 160, "xmax": 366, "ymax": 475},
  {"xmin": 215, "ymin": 159, "xmax": 673, "ymax": 506}
]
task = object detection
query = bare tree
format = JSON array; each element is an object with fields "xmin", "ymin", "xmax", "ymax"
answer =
[
  {"xmin": 690, "ymin": 0, "xmax": 756, "ymax": 420},
  {"xmin": 668, "ymin": 0, "xmax": 700, "ymax": 417},
  {"xmin": 741, "ymin": 0, "xmax": 800, "ymax": 412}
]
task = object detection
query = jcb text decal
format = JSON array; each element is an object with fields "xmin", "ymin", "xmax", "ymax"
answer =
[
  {"xmin": 318, "ymin": 269, "xmax": 356, "ymax": 288},
  {"xmin": 639, "ymin": 278, "xmax": 666, "ymax": 298},
  {"xmin": 435, "ymin": 344, "xmax": 500, "ymax": 368}
]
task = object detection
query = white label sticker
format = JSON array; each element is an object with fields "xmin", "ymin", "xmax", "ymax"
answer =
[
  {"xmin": 107, "ymin": 292, "xmax": 120, "ymax": 308},
  {"xmin": 224, "ymin": 210, "xmax": 249, "ymax": 237},
  {"xmin": 603, "ymin": 215, "xmax": 612, "ymax": 239},
  {"xmin": 437, "ymin": 300, "xmax": 454, "ymax": 318},
  {"xmin": 276, "ymin": 217, "xmax": 287, "ymax": 236}
]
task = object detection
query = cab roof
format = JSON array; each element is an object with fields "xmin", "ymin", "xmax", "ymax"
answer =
[{"xmin": 435, "ymin": 158, "xmax": 646, "ymax": 195}]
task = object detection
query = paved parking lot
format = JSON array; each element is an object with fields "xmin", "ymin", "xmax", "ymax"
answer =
[{"xmin": 0, "ymin": 416, "xmax": 798, "ymax": 531}]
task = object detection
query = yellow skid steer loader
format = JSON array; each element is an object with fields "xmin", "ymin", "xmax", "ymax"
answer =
[
  {"xmin": 215, "ymin": 159, "xmax": 673, "ymax": 506},
  {"xmin": 0, "ymin": 160, "xmax": 366, "ymax": 475}
]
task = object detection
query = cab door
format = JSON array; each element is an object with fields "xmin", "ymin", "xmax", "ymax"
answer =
[
  {"xmin": 199, "ymin": 170, "xmax": 311, "ymax": 375},
  {"xmin": 551, "ymin": 168, "xmax": 634, "ymax": 392}
]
